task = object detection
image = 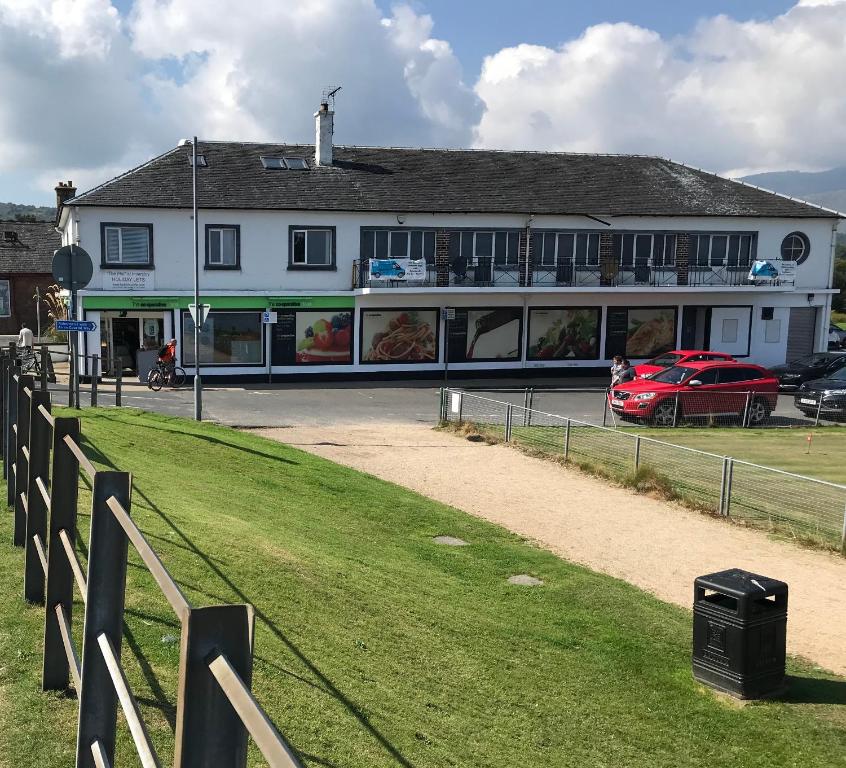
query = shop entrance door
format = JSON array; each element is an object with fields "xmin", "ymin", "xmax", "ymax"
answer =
[{"xmin": 112, "ymin": 318, "xmax": 141, "ymax": 371}]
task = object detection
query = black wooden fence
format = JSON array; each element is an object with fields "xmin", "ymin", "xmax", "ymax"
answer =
[{"xmin": 1, "ymin": 350, "xmax": 301, "ymax": 767}]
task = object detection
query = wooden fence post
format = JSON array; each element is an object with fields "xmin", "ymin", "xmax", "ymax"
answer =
[
  {"xmin": 43, "ymin": 416, "xmax": 82, "ymax": 691},
  {"xmin": 0, "ymin": 355, "xmax": 8, "ymax": 466},
  {"xmin": 14, "ymin": 374, "xmax": 34, "ymax": 546},
  {"xmin": 24, "ymin": 389, "xmax": 51, "ymax": 603},
  {"xmin": 6, "ymin": 365, "xmax": 20, "ymax": 505},
  {"xmin": 40, "ymin": 345, "xmax": 49, "ymax": 391},
  {"xmin": 90, "ymin": 356, "xmax": 99, "ymax": 408},
  {"xmin": 173, "ymin": 604, "xmax": 254, "ymax": 768},
  {"xmin": 75, "ymin": 471, "xmax": 132, "ymax": 768}
]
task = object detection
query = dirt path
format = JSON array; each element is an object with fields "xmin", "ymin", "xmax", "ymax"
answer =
[{"xmin": 256, "ymin": 423, "xmax": 846, "ymax": 676}]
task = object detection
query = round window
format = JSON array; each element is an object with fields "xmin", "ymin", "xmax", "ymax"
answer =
[{"xmin": 780, "ymin": 231, "xmax": 810, "ymax": 264}]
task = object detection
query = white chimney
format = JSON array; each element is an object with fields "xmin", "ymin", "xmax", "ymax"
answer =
[{"xmin": 314, "ymin": 101, "xmax": 334, "ymax": 166}]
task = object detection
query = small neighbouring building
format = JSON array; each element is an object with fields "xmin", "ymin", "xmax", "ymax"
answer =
[
  {"xmin": 55, "ymin": 101, "xmax": 841, "ymax": 380},
  {"xmin": 0, "ymin": 220, "xmax": 62, "ymax": 337}
]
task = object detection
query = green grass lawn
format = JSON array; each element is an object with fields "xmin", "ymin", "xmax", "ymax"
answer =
[
  {"xmin": 1, "ymin": 409, "xmax": 845, "ymax": 767},
  {"xmin": 629, "ymin": 426, "xmax": 846, "ymax": 484}
]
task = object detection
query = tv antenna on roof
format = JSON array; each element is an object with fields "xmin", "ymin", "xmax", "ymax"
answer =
[{"xmin": 322, "ymin": 86, "xmax": 342, "ymax": 109}]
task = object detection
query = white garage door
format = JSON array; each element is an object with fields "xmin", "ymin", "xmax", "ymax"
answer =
[{"xmin": 710, "ymin": 307, "xmax": 751, "ymax": 357}]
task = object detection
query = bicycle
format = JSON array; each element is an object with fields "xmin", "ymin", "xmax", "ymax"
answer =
[
  {"xmin": 18, "ymin": 349, "xmax": 42, "ymax": 377},
  {"xmin": 147, "ymin": 359, "xmax": 186, "ymax": 391}
]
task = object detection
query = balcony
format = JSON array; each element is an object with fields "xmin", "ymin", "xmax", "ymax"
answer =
[{"xmin": 352, "ymin": 258, "xmax": 795, "ymax": 290}]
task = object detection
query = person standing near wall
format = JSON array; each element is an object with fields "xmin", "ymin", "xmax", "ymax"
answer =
[{"xmin": 17, "ymin": 322, "xmax": 33, "ymax": 351}]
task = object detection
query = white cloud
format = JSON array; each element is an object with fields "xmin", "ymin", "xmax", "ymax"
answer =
[
  {"xmin": 2, "ymin": 0, "xmax": 846, "ymax": 204},
  {"xmin": 0, "ymin": 0, "xmax": 479, "ymax": 202},
  {"xmin": 473, "ymin": 3, "xmax": 846, "ymax": 174}
]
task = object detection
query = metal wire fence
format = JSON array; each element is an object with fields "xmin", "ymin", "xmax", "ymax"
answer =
[{"xmin": 441, "ymin": 389, "xmax": 846, "ymax": 553}]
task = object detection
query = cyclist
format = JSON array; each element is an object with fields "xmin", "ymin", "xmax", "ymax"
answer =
[{"xmin": 158, "ymin": 338, "xmax": 177, "ymax": 366}]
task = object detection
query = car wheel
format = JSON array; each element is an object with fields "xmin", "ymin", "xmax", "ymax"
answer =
[
  {"xmin": 650, "ymin": 399, "xmax": 679, "ymax": 427},
  {"xmin": 747, "ymin": 397, "xmax": 771, "ymax": 426}
]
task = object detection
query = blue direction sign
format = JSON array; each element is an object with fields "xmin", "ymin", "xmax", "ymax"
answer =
[{"xmin": 55, "ymin": 320, "xmax": 97, "ymax": 333}]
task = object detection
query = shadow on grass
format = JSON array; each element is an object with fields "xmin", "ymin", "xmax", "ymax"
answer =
[
  {"xmin": 81, "ymin": 413, "xmax": 300, "ymax": 467},
  {"xmin": 784, "ymin": 675, "xmax": 846, "ymax": 705},
  {"xmin": 80, "ymin": 432, "xmax": 418, "ymax": 768}
]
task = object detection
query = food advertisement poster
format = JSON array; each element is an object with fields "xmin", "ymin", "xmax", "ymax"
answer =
[
  {"xmin": 446, "ymin": 307, "xmax": 522, "ymax": 362},
  {"xmin": 604, "ymin": 307, "xmax": 677, "ymax": 359},
  {"xmin": 295, "ymin": 310, "xmax": 353, "ymax": 363},
  {"xmin": 361, "ymin": 309, "xmax": 438, "ymax": 363},
  {"xmin": 271, "ymin": 309, "xmax": 353, "ymax": 365},
  {"xmin": 528, "ymin": 308, "xmax": 600, "ymax": 360}
]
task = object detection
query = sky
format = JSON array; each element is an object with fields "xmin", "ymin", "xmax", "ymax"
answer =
[{"xmin": 1, "ymin": 0, "xmax": 844, "ymax": 205}]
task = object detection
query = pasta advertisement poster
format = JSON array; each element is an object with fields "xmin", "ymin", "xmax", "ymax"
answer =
[
  {"xmin": 604, "ymin": 307, "xmax": 677, "ymax": 359},
  {"xmin": 361, "ymin": 309, "xmax": 438, "ymax": 363},
  {"xmin": 527, "ymin": 308, "xmax": 600, "ymax": 360}
]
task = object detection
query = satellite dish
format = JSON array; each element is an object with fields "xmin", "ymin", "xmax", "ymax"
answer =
[{"xmin": 52, "ymin": 244, "xmax": 93, "ymax": 291}]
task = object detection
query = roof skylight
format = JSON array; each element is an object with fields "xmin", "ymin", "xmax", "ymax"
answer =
[
  {"xmin": 187, "ymin": 154, "xmax": 207, "ymax": 167},
  {"xmin": 260, "ymin": 156, "xmax": 309, "ymax": 170}
]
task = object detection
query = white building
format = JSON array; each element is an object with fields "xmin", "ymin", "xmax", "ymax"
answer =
[{"xmin": 56, "ymin": 102, "xmax": 841, "ymax": 381}]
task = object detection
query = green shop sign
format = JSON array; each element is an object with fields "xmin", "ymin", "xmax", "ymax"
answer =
[{"xmin": 81, "ymin": 295, "xmax": 355, "ymax": 311}]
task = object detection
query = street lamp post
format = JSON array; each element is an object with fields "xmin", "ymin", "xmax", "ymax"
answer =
[{"xmin": 192, "ymin": 136, "xmax": 202, "ymax": 421}]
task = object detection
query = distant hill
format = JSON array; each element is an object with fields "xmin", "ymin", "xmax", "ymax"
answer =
[
  {"xmin": 739, "ymin": 167, "xmax": 846, "ymax": 214},
  {"xmin": 0, "ymin": 202, "xmax": 56, "ymax": 222}
]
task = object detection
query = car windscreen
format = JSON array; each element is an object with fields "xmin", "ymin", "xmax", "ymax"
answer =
[
  {"xmin": 650, "ymin": 365, "xmax": 695, "ymax": 384},
  {"xmin": 646, "ymin": 353, "xmax": 682, "ymax": 367},
  {"xmin": 828, "ymin": 366, "xmax": 846, "ymax": 382},
  {"xmin": 791, "ymin": 353, "xmax": 830, "ymax": 366}
]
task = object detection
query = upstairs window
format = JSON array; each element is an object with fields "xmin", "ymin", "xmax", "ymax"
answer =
[
  {"xmin": 691, "ymin": 233, "xmax": 754, "ymax": 268},
  {"xmin": 289, "ymin": 226, "xmax": 335, "ymax": 269},
  {"xmin": 780, "ymin": 231, "xmax": 810, "ymax": 264},
  {"xmin": 101, "ymin": 224, "xmax": 153, "ymax": 267},
  {"xmin": 361, "ymin": 229, "xmax": 436, "ymax": 264},
  {"xmin": 448, "ymin": 231, "xmax": 519, "ymax": 267},
  {"xmin": 533, "ymin": 232, "xmax": 600, "ymax": 268},
  {"xmin": 206, "ymin": 225, "xmax": 240, "ymax": 268}
]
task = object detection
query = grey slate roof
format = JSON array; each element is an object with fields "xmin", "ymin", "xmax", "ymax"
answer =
[
  {"xmin": 0, "ymin": 222, "xmax": 59, "ymax": 274},
  {"xmin": 69, "ymin": 143, "xmax": 840, "ymax": 219}
]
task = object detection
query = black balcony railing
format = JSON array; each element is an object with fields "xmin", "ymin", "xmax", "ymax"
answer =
[{"xmin": 352, "ymin": 258, "xmax": 794, "ymax": 290}]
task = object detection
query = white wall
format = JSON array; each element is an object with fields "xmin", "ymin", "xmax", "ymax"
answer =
[{"xmin": 69, "ymin": 206, "xmax": 837, "ymax": 294}]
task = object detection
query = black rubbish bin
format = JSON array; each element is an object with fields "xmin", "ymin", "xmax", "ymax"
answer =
[{"xmin": 692, "ymin": 568, "xmax": 787, "ymax": 699}]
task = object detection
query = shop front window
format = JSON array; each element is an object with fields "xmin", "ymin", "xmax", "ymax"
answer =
[{"xmin": 182, "ymin": 311, "xmax": 263, "ymax": 365}]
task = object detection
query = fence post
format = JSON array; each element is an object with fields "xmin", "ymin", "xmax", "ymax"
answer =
[
  {"xmin": 723, "ymin": 459, "xmax": 734, "ymax": 518},
  {"xmin": 115, "ymin": 368, "xmax": 122, "ymax": 408},
  {"xmin": 40, "ymin": 345, "xmax": 48, "ymax": 391},
  {"xmin": 602, "ymin": 388, "xmax": 609, "ymax": 427},
  {"xmin": 634, "ymin": 435, "xmax": 641, "ymax": 472},
  {"xmin": 815, "ymin": 398, "xmax": 822, "ymax": 428},
  {"xmin": 718, "ymin": 456, "xmax": 728, "ymax": 516},
  {"xmin": 173, "ymin": 604, "xmax": 254, "ymax": 768},
  {"xmin": 14, "ymin": 374, "xmax": 34, "ymax": 547},
  {"xmin": 527, "ymin": 388, "xmax": 534, "ymax": 426},
  {"xmin": 24, "ymin": 390, "xmax": 51, "ymax": 603},
  {"xmin": 841, "ymin": 504, "xmax": 845, "ymax": 557},
  {"xmin": 742, "ymin": 391, "xmax": 752, "ymax": 428},
  {"xmin": 505, "ymin": 403, "xmax": 513, "ymax": 442},
  {"xmin": 564, "ymin": 418, "xmax": 571, "ymax": 461},
  {"xmin": 673, "ymin": 392, "xmax": 680, "ymax": 427},
  {"xmin": 75, "ymin": 470, "xmax": 132, "ymax": 768},
  {"xmin": 457, "ymin": 392, "xmax": 463, "ymax": 423},
  {"xmin": 43, "ymin": 416, "xmax": 81, "ymax": 691},
  {"xmin": 0, "ymin": 355, "xmax": 7, "ymax": 464},
  {"xmin": 6, "ymin": 365, "xmax": 20, "ymax": 506},
  {"xmin": 90, "ymin": 355, "xmax": 99, "ymax": 408}
]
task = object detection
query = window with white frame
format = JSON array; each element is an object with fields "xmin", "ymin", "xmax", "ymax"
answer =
[
  {"xmin": 289, "ymin": 227, "xmax": 335, "ymax": 268},
  {"xmin": 615, "ymin": 233, "xmax": 677, "ymax": 269},
  {"xmin": 447, "ymin": 231, "xmax": 519, "ymax": 267},
  {"xmin": 101, "ymin": 224, "xmax": 152, "ymax": 266},
  {"xmin": 0, "ymin": 280, "xmax": 10, "ymax": 317},
  {"xmin": 361, "ymin": 230, "xmax": 437, "ymax": 263},
  {"xmin": 206, "ymin": 225, "xmax": 239, "ymax": 268},
  {"xmin": 691, "ymin": 233, "xmax": 753, "ymax": 268},
  {"xmin": 533, "ymin": 232, "xmax": 600, "ymax": 268}
]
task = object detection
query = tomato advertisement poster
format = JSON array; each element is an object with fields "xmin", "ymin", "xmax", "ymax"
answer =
[{"xmin": 295, "ymin": 311, "xmax": 353, "ymax": 363}]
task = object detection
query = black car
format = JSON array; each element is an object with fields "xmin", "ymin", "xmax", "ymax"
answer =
[
  {"xmin": 770, "ymin": 352, "xmax": 846, "ymax": 389},
  {"xmin": 794, "ymin": 366, "xmax": 846, "ymax": 418}
]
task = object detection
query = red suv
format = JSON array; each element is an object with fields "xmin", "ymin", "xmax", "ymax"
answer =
[
  {"xmin": 609, "ymin": 361, "xmax": 779, "ymax": 426},
  {"xmin": 634, "ymin": 349, "xmax": 735, "ymax": 378}
]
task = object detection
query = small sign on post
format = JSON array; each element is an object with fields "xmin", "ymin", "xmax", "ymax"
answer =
[
  {"xmin": 442, "ymin": 307, "xmax": 455, "ymax": 321},
  {"xmin": 262, "ymin": 310, "xmax": 278, "ymax": 324},
  {"xmin": 188, "ymin": 303, "xmax": 211, "ymax": 328},
  {"xmin": 55, "ymin": 320, "xmax": 97, "ymax": 333}
]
